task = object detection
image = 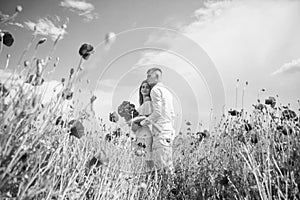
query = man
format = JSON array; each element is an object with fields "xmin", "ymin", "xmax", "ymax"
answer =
[{"xmin": 140, "ymin": 67, "xmax": 176, "ymax": 173}]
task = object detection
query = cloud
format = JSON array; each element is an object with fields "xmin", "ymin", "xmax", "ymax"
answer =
[
  {"xmin": 24, "ymin": 18, "xmax": 67, "ymax": 41},
  {"xmin": 60, "ymin": 0, "xmax": 98, "ymax": 22},
  {"xmin": 7, "ymin": 21, "xmax": 24, "ymax": 28},
  {"xmin": 272, "ymin": 59, "xmax": 300, "ymax": 75}
]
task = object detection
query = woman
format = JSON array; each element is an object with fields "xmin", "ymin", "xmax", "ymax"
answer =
[{"xmin": 131, "ymin": 80, "xmax": 154, "ymax": 171}]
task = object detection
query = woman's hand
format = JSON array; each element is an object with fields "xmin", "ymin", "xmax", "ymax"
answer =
[{"xmin": 131, "ymin": 122, "xmax": 140, "ymax": 132}]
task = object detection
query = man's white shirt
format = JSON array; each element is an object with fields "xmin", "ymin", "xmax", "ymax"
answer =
[{"xmin": 141, "ymin": 82, "xmax": 175, "ymax": 132}]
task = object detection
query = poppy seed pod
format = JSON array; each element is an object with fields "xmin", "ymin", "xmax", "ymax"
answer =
[
  {"xmin": 105, "ymin": 32, "xmax": 116, "ymax": 45},
  {"xmin": 62, "ymin": 88, "xmax": 73, "ymax": 100},
  {"xmin": 68, "ymin": 120, "xmax": 84, "ymax": 139},
  {"xmin": 109, "ymin": 112, "xmax": 119, "ymax": 123},
  {"xmin": 16, "ymin": 5, "xmax": 22, "ymax": 12},
  {"xmin": 79, "ymin": 43, "xmax": 94, "ymax": 60},
  {"xmin": 186, "ymin": 121, "xmax": 192, "ymax": 126},
  {"xmin": 228, "ymin": 110, "xmax": 239, "ymax": 116},
  {"xmin": 90, "ymin": 95, "xmax": 97, "ymax": 103},
  {"xmin": 265, "ymin": 97, "xmax": 276, "ymax": 108},
  {"xmin": 0, "ymin": 31, "xmax": 14, "ymax": 47},
  {"xmin": 0, "ymin": 83, "xmax": 9, "ymax": 97},
  {"xmin": 24, "ymin": 60, "xmax": 30, "ymax": 67},
  {"xmin": 36, "ymin": 37, "xmax": 47, "ymax": 47}
]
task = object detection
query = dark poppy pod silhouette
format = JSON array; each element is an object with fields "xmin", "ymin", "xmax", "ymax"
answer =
[
  {"xmin": 68, "ymin": 120, "xmax": 84, "ymax": 139},
  {"xmin": 228, "ymin": 110, "xmax": 239, "ymax": 116},
  {"xmin": 55, "ymin": 116, "xmax": 65, "ymax": 127},
  {"xmin": 105, "ymin": 134, "xmax": 112, "ymax": 142},
  {"xmin": 26, "ymin": 74, "xmax": 44, "ymax": 86},
  {"xmin": 109, "ymin": 111, "xmax": 119, "ymax": 123},
  {"xmin": 112, "ymin": 128, "xmax": 121, "ymax": 138},
  {"xmin": 62, "ymin": 88, "xmax": 73, "ymax": 100},
  {"xmin": 0, "ymin": 83, "xmax": 9, "ymax": 97},
  {"xmin": 250, "ymin": 133, "xmax": 259, "ymax": 144},
  {"xmin": 79, "ymin": 43, "xmax": 94, "ymax": 60},
  {"xmin": 253, "ymin": 103, "xmax": 266, "ymax": 112},
  {"xmin": 244, "ymin": 123, "xmax": 252, "ymax": 132},
  {"xmin": 0, "ymin": 31, "xmax": 14, "ymax": 47},
  {"xmin": 265, "ymin": 97, "xmax": 276, "ymax": 108}
]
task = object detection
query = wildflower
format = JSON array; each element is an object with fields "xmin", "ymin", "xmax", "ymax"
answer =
[
  {"xmin": 253, "ymin": 103, "xmax": 266, "ymax": 112},
  {"xmin": 79, "ymin": 43, "xmax": 94, "ymax": 60},
  {"xmin": 250, "ymin": 133, "xmax": 258, "ymax": 144},
  {"xmin": 137, "ymin": 142, "xmax": 146, "ymax": 149},
  {"xmin": 105, "ymin": 134, "xmax": 112, "ymax": 142},
  {"xmin": 281, "ymin": 109, "xmax": 297, "ymax": 120},
  {"xmin": 0, "ymin": 31, "xmax": 14, "ymax": 47},
  {"xmin": 90, "ymin": 95, "xmax": 97, "ymax": 103},
  {"xmin": 244, "ymin": 123, "xmax": 252, "ymax": 132},
  {"xmin": 228, "ymin": 109, "xmax": 239, "ymax": 116},
  {"xmin": 0, "ymin": 82, "xmax": 9, "ymax": 97},
  {"xmin": 276, "ymin": 125, "xmax": 293, "ymax": 135},
  {"xmin": 68, "ymin": 120, "xmax": 84, "ymax": 139},
  {"xmin": 62, "ymin": 88, "xmax": 73, "ymax": 100},
  {"xmin": 55, "ymin": 116, "xmax": 64, "ymax": 127},
  {"xmin": 109, "ymin": 111, "xmax": 119, "ymax": 122},
  {"xmin": 112, "ymin": 128, "xmax": 121, "ymax": 138},
  {"xmin": 265, "ymin": 96, "xmax": 276, "ymax": 108}
]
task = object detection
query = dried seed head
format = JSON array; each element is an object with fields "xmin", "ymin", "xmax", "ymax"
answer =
[
  {"xmin": 37, "ymin": 37, "xmax": 47, "ymax": 46},
  {"xmin": 16, "ymin": 5, "xmax": 23, "ymax": 12},
  {"xmin": 24, "ymin": 60, "xmax": 30, "ymax": 67},
  {"xmin": 36, "ymin": 59, "xmax": 43, "ymax": 77}
]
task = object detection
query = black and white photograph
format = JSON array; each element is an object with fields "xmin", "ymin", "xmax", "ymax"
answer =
[{"xmin": 1, "ymin": 0, "xmax": 300, "ymax": 199}]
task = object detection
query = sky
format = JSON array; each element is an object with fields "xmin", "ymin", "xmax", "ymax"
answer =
[{"xmin": 1, "ymin": 0, "xmax": 300, "ymax": 132}]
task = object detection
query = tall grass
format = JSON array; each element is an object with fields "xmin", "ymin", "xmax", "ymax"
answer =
[{"xmin": 1, "ymin": 13, "xmax": 300, "ymax": 200}]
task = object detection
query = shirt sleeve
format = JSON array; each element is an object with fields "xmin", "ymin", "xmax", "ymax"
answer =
[{"xmin": 142, "ymin": 87, "xmax": 162, "ymax": 126}]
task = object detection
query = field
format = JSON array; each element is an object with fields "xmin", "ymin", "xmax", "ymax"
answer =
[{"xmin": 1, "ymin": 10, "xmax": 300, "ymax": 200}]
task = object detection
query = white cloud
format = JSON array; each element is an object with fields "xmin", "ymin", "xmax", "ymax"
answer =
[
  {"xmin": 272, "ymin": 59, "xmax": 300, "ymax": 75},
  {"xmin": 24, "ymin": 18, "xmax": 67, "ymax": 41},
  {"xmin": 148, "ymin": 0, "xmax": 300, "ymax": 110},
  {"xmin": 60, "ymin": 0, "xmax": 98, "ymax": 22},
  {"xmin": 7, "ymin": 22, "xmax": 24, "ymax": 28}
]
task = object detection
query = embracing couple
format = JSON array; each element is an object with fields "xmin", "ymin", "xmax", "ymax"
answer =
[{"xmin": 130, "ymin": 67, "xmax": 176, "ymax": 173}]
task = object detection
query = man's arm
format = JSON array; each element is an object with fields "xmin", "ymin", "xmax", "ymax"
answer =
[{"xmin": 140, "ymin": 87, "xmax": 162, "ymax": 126}]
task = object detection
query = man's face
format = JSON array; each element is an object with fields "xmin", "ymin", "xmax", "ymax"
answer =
[{"xmin": 147, "ymin": 72, "xmax": 157, "ymax": 86}]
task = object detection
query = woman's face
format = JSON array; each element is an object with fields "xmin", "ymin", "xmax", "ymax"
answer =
[{"xmin": 141, "ymin": 82, "xmax": 150, "ymax": 96}]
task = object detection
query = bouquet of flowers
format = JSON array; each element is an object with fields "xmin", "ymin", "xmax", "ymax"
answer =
[{"xmin": 117, "ymin": 101, "xmax": 139, "ymax": 122}]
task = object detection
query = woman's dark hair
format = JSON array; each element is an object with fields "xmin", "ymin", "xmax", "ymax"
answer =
[{"xmin": 139, "ymin": 80, "xmax": 151, "ymax": 105}]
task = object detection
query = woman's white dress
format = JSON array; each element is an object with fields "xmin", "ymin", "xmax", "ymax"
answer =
[{"xmin": 134, "ymin": 100, "xmax": 153, "ymax": 161}]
